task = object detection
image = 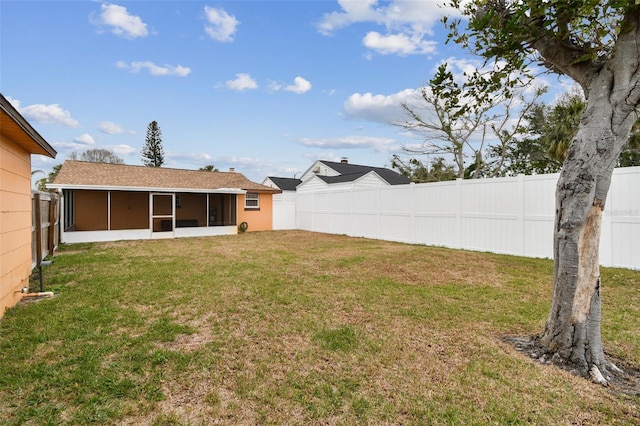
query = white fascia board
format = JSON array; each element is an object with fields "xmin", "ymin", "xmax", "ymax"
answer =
[
  {"xmin": 46, "ymin": 184, "xmax": 246, "ymax": 194},
  {"xmin": 353, "ymin": 171, "xmax": 390, "ymax": 185}
]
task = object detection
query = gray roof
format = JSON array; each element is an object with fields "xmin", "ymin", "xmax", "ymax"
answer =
[
  {"xmin": 267, "ymin": 177, "xmax": 302, "ymax": 191},
  {"xmin": 319, "ymin": 161, "xmax": 410, "ymax": 185}
]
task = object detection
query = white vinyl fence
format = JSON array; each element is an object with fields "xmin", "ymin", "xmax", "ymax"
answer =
[{"xmin": 276, "ymin": 167, "xmax": 640, "ymax": 269}]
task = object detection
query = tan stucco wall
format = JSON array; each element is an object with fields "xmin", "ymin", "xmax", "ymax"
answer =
[
  {"xmin": 75, "ymin": 190, "xmax": 108, "ymax": 231},
  {"xmin": 111, "ymin": 191, "xmax": 149, "ymax": 230},
  {"xmin": 237, "ymin": 192, "xmax": 273, "ymax": 232},
  {"xmin": 0, "ymin": 138, "xmax": 32, "ymax": 316},
  {"xmin": 176, "ymin": 192, "xmax": 207, "ymax": 226}
]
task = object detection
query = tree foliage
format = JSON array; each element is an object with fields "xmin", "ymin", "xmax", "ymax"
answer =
[
  {"xmin": 497, "ymin": 89, "xmax": 640, "ymax": 176},
  {"xmin": 397, "ymin": 63, "xmax": 545, "ymax": 179},
  {"xmin": 199, "ymin": 164, "xmax": 219, "ymax": 172},
  {"xmin": 390, "ymin": 154, "xmax": 457, "ymax": 183},
  {"xmin": 68, "ymin": 148, "xmax": 124, "ymax": 164},
  {"xmin": 35, "ymin": 164, "xmax": 62, "ymax": 192},
  {"xmin": 142, "ymin": 121, "xmax": 164, "ymax": 167}
]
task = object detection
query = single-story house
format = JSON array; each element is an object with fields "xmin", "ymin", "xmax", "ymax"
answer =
[
  {"xmin": 48, "ymin": 160, "xmax": 280, "ymax": 244},
  {"xmin": 1, "ymin": 93, "xmax": 57, "ymax": 317}
]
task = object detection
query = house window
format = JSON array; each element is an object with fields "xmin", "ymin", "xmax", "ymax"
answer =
[{"xmin": 245, "ymin": 192, "xmax": 259, "ymax": 209}]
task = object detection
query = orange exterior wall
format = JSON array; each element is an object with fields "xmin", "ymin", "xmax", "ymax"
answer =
[
  {"xmin": 0, "ymin": 138, "xmax": 32, "ymax": 316},
  {"xmin": 237, "ymin": 192, "xmax": 274, "ymax": 232}
]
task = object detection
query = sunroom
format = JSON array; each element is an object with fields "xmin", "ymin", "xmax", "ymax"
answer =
[{"xmin": 49, "ymin": 161, "xmax": 278, "ymax": 243}]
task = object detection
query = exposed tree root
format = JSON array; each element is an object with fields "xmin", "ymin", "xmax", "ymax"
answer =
[{"xmin": 503, "ymin": 335, "xmax": 640, "ymax": 396}]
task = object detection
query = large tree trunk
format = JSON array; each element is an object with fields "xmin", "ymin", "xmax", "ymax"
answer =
[{"xmin": 539, "ymin": 36, "xmax": 640, "ymax": 382}]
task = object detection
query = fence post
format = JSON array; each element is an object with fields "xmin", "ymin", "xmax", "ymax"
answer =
[
  {"xmin": 34, "ymin": 192, "xmax": 43, "ymax": 266},
  {"xmin": 517, "ymin": 174, "xmax": 525, "ymax": 256},
  {"xmin": 48, "ymin": 194, "xmax": 56, "ymax": 254},
  {"xmin": 410, "ymin": 183, "xmax": 416, "ymax": 244},
  {"xmin": 34, "ymin": 192, "xmax": 44, "ymax": 292},
  {"xmin": 455, "ymin": 178, "xmax": 462, "ymax": 249}
]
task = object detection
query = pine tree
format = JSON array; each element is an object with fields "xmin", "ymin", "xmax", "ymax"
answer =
[{"xmin": 141, "ymin": 121, "xmax": 164, "ymax": 167}]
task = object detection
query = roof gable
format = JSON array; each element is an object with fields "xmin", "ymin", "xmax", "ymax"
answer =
[
  {"xmin": 0, "ymin": 93, "xmax": 57, "ymax": 158},
  {"xmin": 265, "ymin": 176, "xmax": 302, "ymax": 191},
  {"xmin": 50, "ymin": 161, "xmax": 279, "ymax": 192},
  {"xmin": 317, "ymin": 160, "xmax": 410, "ymax": 185}
]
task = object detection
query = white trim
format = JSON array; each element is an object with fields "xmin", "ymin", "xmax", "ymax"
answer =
[
  {"xmin": 62, "ymin": 229, "xmax": 151, "ymax": 244},
  {"xmin": 60, "ymin": 227, "xmax": 238, "ymax": 244},
  {"xmin": 107, "ymin": 191, "xmax": 111, "ymax": 230},
  {"xmin": 244, "ymin": 191, "xmax": 260, "ymax": 209},
  {"xmin": 151, "ymin": 193, "xmax": 175, "ymax": 237},
  {"xmin": 47, "ymin": 183, "xmax": 245, "ymax": 194}
]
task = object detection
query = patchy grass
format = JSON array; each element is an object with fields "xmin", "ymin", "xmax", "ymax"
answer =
[{"xmin": 1, "ymin": 230, "xmax": 639, "ymax": 425}]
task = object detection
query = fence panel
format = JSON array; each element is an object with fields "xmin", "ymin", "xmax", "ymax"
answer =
[
  {"xmin": 278, "ymin": 167, "xmax": 640, "ymax": 269},
  {"xmin": 31, "ymin": 192, "xmax": 60, "ymax": 269},
  {"xmin": 272, "ymin": 192, "xmax": 297, "ymax": 230},
  {"xmin": 605, "ymin": 168, "xmax": 640, "ymax": 268},
  {"xmin": 522, "ymin": 174, "xmax": 557, "ymax": 258}
]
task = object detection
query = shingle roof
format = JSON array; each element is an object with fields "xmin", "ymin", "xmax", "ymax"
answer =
[
  {"xmin": 319, "ymin": 160, "xmax": 410, "ymax": 185},
  {"xmin": 51, "ymin": 160, "xmax": 279, "ymax": 192},
  {"xmin": 316, "ymin": 172, "xmax": 369, "ymax": 184},
  {"xmin": 266, "ymin": 177, "xmax": 302, "ymax": 191}
]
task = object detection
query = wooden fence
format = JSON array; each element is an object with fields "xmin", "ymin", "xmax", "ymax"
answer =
[{"xmin": 31, "ymin": 191, "xmax": 60, "ymax": 270}]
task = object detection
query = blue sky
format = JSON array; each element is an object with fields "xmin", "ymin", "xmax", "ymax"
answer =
[{"xmin": 1, "ymin": 0, "xmax": 559, "ymax": 183}]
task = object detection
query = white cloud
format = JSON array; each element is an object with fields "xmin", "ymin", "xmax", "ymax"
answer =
[
  {"xmin": 92, "ymin": 4, "xmax": 148, "ymax": 39},
  {"xmin": 53, "ymin": 141, "xmax": 90, "ymax": 151},
  {"xmin": 204, "ymin": 6, "xmax": 239, "ymax": 42},
  {"xmin": 116, "ymin": 60, "xmax": 191, "ymax": 77},
  {"xmin": 167, "ymin": 152, "xmax": 214, "ymax": 163},
  {"xmin": 107, "ymin": 144, "xmax": 138, "ymax": 156},
  {"xmin": 319, "ymin": 0, "xmax": 456, "ymax": 34},
  {"xmin": 7, "ymin": 96, "xmax": 80, "ymax": 128},
  {"xmin": 284, "ymin": 77, "xmax": 312, "ymax": 94},
  {"xmin": 225, "ymin": 73, "xmax": 258, "ymax": 91},
  {"xmin": 73, "ymin": 133, "xmax": 95, "ymax": 145},
  {"xmin": 363, "ymin": 31, "xmax": 437, "ymax": 55},
  {"xmin": 297, "ymin": 135, "xmax": 399, "ymax": 153},
  {"xmin": 344, "ymin": 88, "xmax": 418, "ymax": 123},
  {"xmin": 317, "ymin": 0, "xmax": 459, "ymax": 56},
  {"xmin": 316, "ymin": 0, "xmax": 383, "ymax": 35},
  {"xmin": 98, "ymin": 121, "xmax": 134, "ymax": 135}
]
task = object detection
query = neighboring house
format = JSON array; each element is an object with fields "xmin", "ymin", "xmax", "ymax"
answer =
[
  {"xmin": 266, "ymin": 158, "xmax": 410, "ymax": 230},
  {"xmin": 0, "ymin": 93, "xmax": 57, "ymax": 317},
  {"xmin": 262, "ymin": 176, "xmax": 302, "ymax": 192},
  {"xmin": 262, "ymin": 177, "xmax": 302, "ymax": 230},
  {"xmin": 48, "ymin": 160, "xmax": 279, "ymax": 244},
  {"xmin": 265, "ymin": 158, "xmax": 410, "ymax": 192},
  {"xmin": 296, "ymin": 158, "xmax": 411, "ymax": 192}
]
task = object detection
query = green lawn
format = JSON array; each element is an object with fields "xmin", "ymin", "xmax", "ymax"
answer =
[{"xmin": 1, "ymin": 230, "xmax": 639, "ymax": 425}]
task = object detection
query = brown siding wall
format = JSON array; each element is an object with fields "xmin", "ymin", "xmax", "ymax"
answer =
[
  {"xmin": 111, "ymin": 191, "xmax": 149, "ymax": 230},
  {"xmin": 0, "ymin": 138, "xmax": 32, "ymax": 316},
  {"xmin": 238, "ymin": 192, "xmax": 273, "ymax": 232},
  {"xmin": 176, "ymin": 193, "xmax": 207, "ymax": 226},
  {"xmin": 75, "ymin": 190, "xmax": 108, "ymax": 231}
]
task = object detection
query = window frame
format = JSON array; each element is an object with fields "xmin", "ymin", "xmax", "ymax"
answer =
[{"xmin": 244, "ymin": 192, "xmax": 260, "ymax": 209}]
